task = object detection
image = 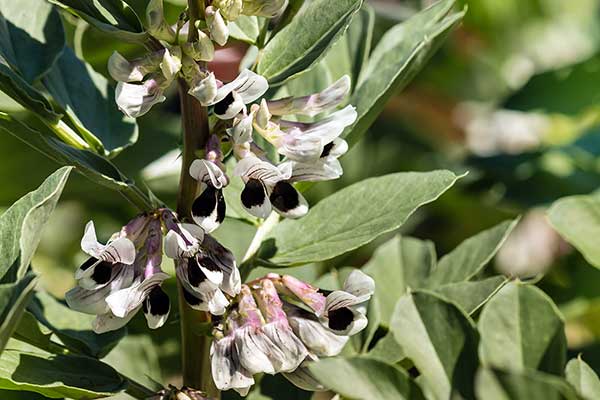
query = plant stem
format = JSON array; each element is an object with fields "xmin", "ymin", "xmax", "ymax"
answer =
[{"xmin": 176, "ymin": 5, "xmax": 218, "ymax": 387}]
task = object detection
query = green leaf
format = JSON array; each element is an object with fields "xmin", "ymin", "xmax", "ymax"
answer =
[
  {"xmin": 256, "ymin": 0, "xmax": 362, "ymax": 84},
  {"xmin": 478, "ymin": 282, "xmax": 566, "ymax": 376},
  {"xmin": 565, "ymin": 357, "xmax": 600, "ymax": 400},
  {"xmin": 27, "ymin": 292, "xmax": 126, "ymax": 358},
  {"xmin": 363, "ymin": 235, "xmax": 436, "ymax": 327},
  {"xmin": 102, "ymin": 334, "xmax": 162, "ymax": 391},
  {"xmin": 0, "ymin": 166, "xmax": 72, "ymax": 280},
  {"xmin": 0, "ymin": 275, "xmax": 37, "ymax": 353},
  {"xmin": 367, "ymin": 333, "xmax": 405, "ymax": 365},
  {"xmin": 12, "ymin": 312, "xmax": 52, "ymax": 351},
  {"xmin": 264, "ymin": 170, "xmax": 460, "ymax": 266},
  {"xmin": 433, "ymin": 276, "xmax": 508, "ymax": 315},
  {"xmin": 277, "ymin": 4, "xmax": 374, "ymax": 97},
  {"xmin": 0, "ymin": 63, "xmax": 61, "ymax": 123},
  {"xmin": 43, "ymin": 47, "xmax": 138, "ymax": 156},
  {"xmin": 548, "ymin": 194, "xmax": 600, "ymax": 269},
  {"xmin": 229, "ymin": 16, "xmax": 262, "ymax": 45},
  {"xmin": 345, "ymin": 0, "xmax": 465, "ymax": 146},
  {"xmin": 426, "ymin": 219, "xmax": 518, "ymax": 287},
  {"xmin": 390, "ymin": 290, "xmax": 479, "ymax": 400},
  {"xmin": 0, "ymin": 339, "xmax": 126, "ymax": 399},
  {"xmin": 0, "ymin": 113, "xmax": 130, "ymax": 191},
  {"xmin": 476, "ymin": 368, "xmax": 579, "ymax": 400},
  {"xmin": 505, "ymin": 55, "xmax": 600, "ymax": 116},
  {"xmin": 48, "ymin": 0, "xmax": 146, "ymax": 43},
  {"xmin": 0, "ymin": 0, "xmax": 65, "ymax": 83},
  {"xmin": 308, "ymin": 357, "xmax": 424, "ymax": 400}
]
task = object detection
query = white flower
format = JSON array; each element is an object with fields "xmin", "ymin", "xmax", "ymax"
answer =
[
  {"xmin": 115, "ymin": 76, "xmax": 168, "ymax": 118},
  {"xmin": 234, "ymin": 155, "xmax": 308, "ymax": 219},
  {"xmin": 282, "ymin": 137, "xmax": 348, "ymax": 182},
  {"xmin": 267, "ymin": 76, "xmax": 351, "ymax": 117},
  {"xmin": 166, "ymin": 223, "xmax": 240, "ymax": 315},
  {"xmin": 189, "ymin": 159, "xmax": 228, "ymax": 233},
  {"xmin": 75, "ymin": 221, "xmax": 135, "ymax": 290},
  {"xmin": 208, "ymin": 69, "xmax": 269, "ymax": 119},
  {"xmin": 206, "ymin": 6, "xmax": 230, "ymax": 46},
  {"xmin": 211, "ymin": 333, "xmax": 254, "ymax": 396},
  {"xmin": 107, "ymin": 51, "xmax": 162, "ymax": 82},
  {"xmin": 146, "ymin": 0, "xmax": 176, "ymax": 42},
  {"xmin": 319, "ymin": 270, "xmax": 374, "ymax": 335},
  {"xmin": 181, "ymin": 30, "xmax": 215, "ymax": 62}
]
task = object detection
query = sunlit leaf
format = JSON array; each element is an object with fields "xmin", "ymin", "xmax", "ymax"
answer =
[
  {"xmin": 256, "ymin": 0, "xmax": 362, "ymax": 84},
  {"xmin": 0, "ymin": 0, "xmax": 65, "ymax": 83},
  {"xmin": 345, "ymin": 0, "xmax": 465, "ymax": 146},
  {"xmin": 263, "ymin": 170, "xmax": 460, "ymax": 266},
  {"xmin": 390, "ymin": 290, "xmax": 479, "ymax": 400},
  {"xmin": 43, "ymin": 47, "xmax": 138, "ymax": 156},
  {"xmin": 48, "ymin": 0, "xmax": 146, "ymax": 43},
  {"xmin": 426, "ymin": 219, "xmax": 518, "ymax": 286},
  {"xmin": 308, "ymin": 357, "xmax": 424, "ymax": 400},
  {"xmin": 0, "ymin": 339, "xmax": 126, "ymax": 399},
  {"xmin": 565, "ymin": 357, "xmax": 600, "ymax": 400},
  {"xmin": 0, "ymin": 167, "xmax": 72, "ymax": 280},
  {"xmin": 478, "ymin": 282, "xmax": 566, "ymax": 376},
  {"xmin": 548, "ymin": 194, "xmax": 600, "ymax": 269}
]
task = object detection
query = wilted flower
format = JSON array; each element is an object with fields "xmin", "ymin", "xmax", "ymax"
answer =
[
  {"xmin": 209, "ymin": 270, "xmax": 374, "ymax": 395},
  {"xmin": 66, "ymin": 215, "xmax": 171, "ymax": 333}
]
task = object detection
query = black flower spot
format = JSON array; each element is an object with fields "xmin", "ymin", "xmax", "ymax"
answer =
[
  {"xmin": 187, "ymin": 258, "xmax": 208, "ymax": 286},
  {"xmin": 80, "ymin": 257, "xmax": 98, "ymax": 271},
  {"xmin": 270, "ymin": 181, "xmax": 299, "ymax": 212},
  {"xmin": 145, "ymin": 286, "xmax": 170, "ymax": 316},
  {"xmin": 328, "ymin": 307, "xmax": 354, "ymax": 331},
  {"xmin": 241, "ymin": 179, "xmax": 266, "ymax": 208},
  {"xmin": 91, "ymin": 261, "xmax": 112, "ymax": 284},
  {"xmin": 192, "ymin": 186, "xmax": 218, "ymax": 218},
  {"xmin": 320, "ymin": 142, "xmax": 335, "ymax": 158},
  {"xmin": 214, "ymin": 92, "xmax": 235, "ymax": 115}
]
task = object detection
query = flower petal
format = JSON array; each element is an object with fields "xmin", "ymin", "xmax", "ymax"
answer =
[
  {"xmin": 115, "ymin": 79, "xmax": 166, "ymax": 118},
  {"xmin": 143, "ymin": 286, "xmax": 170, "ymax": 329},
  {"xmin": 268, "ymin": 75, "xmax": 351, "ymax": 117},
  {"xmin": 234, "ymin": 155, "xmax": 285, "ymax": 185},
  {"xmin": 206, "ymin": 6, "xmax": 229, "ymax": 46},
  {"xmin": 93, "ymin": 309, "xmax": 139, "ymax": 334},
  {"xmin": 189, "ymin": 159, "xmax": 228, "ymax": 188},
  {"xmin": 288, "ymin": 313, "xmax": 348, "ymax": 357},
  {"xmin": 188, "ymin": 71, "xmax": 218, "ymax": 105},
  {"xmin": 80, "ymin": 221, "xmax": 105, "ymax": 257},
  {"xmin": 214, "ymin": 91, "xmax": 246, "ymax": 120},
  {"xmin": 202, "ymin": 235, "xmax": 240, "ymax": 296},
  {"xmin": 191, "ymin": 187, "xmax": 226, "ymax": 233},
  {"xmin": 282, "ymin": 364, "xmax": 326, "ymax": 391},
  {"xmin": 342, "ymin": 269, "xmax": 375, "ymax": 302},
  {"xmin": 234, "ymin": 327, "xmax": 277, "ymax": 374},
  {"xmin": 105, "ymin": 272, "xmax": 170, "ymax": 318},
  {"xmin": 240, "ymin": 178, "xmax": 272, "ymax": 219},
  {"xmin": 210, "ymin": 336, "xmax": 255, "ymax": 393},
  {"xmin": 269, "ymin": 181, "xmax": 308, "ymax": 219},
  {"xmin": 261, "ymin": 321, "xmax": 307, "ymax": 372},
  {"xmin": 322, "ymin": 306, "xmax": 368, "ymax": 336}
]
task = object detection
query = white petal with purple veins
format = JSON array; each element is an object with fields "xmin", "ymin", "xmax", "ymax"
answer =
[
  {"xmin": 210, "ymin": 336, "xmax": 255, "ymax": 393},
  {"xmin": 189, "ymin": 159, "xmax": 228, "ymax": 188}
]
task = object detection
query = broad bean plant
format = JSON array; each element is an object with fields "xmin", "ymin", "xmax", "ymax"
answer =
[{"xmin": 0, "ymin": 0, "xmax": 598, "ymax": 400}]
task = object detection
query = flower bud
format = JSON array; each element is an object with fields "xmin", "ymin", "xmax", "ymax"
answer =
[
  {"xmin": 242, "ymin": 0, "xmax": 287, "ymax": 17},
  {"xmin": 159, "ymin": 47, "xmax": 182, "ymax": 82},
  {"xmin": 188, "ymin": 72, "xmax": 218, "ymax": 106},
  {"xmin": 181, "ymin": 30, "xmax": 215, "ymax": 62},
  {"xmin": 255, "ymin": 99, "xmax": 272, "ymax": 130},
  {"xmin": 147, "ymin": 0, "xmax": 177, "ymax": 42},
  {"xmin": 214, "ymin": 0, "xmax": 243, "ymax": 21},
  {"xmin": 206, "ymin": 6, "xmax": 229, "ymax": 46}
]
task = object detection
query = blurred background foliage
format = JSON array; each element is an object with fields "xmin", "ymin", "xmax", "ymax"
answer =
[{"xmin": 3, "ymin": 0, "xmax": 600, "ymax": 397}]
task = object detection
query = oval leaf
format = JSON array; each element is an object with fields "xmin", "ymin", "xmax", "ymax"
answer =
[
  {"xmin": 478, "ymin": 282, "xmax": 566, "ymax": 375},
  {"xmin": 264, "ymin": 170, "xmax": 460, "ymax": 266},
  {"xmin": 548, "ymin": 194, "xmax": 600, "ymax": 269},
  {"xmin": 0, "ymin": 167, "xmax": 72, "ymax": 280},
  {"xmin": 390, "ymin": 290, "xmax": 479, "ymax": 400},
  {"xmin": 345, "ymin": 0, "xmax": 465, "ymax": 146},
  {"xmin": 43, "ymin": 47, "xmax": 138, "ymax": 156},
  {"xmin": 0, "ymin": 339, "xmax": 125, "ymax": 399},
  {"xmin": 308, "ymin": 357, "xmax": 424, "ymax": 400},
  {"xmin": 256, "ymin": 0, "xmax": 362, "ymax": 84},
  {"xmin": 565, "ymin": 357, "xmax": 600, "ymax": 400},
  {"xmin": 0, "ymin": 0, "xmax": 65, "ymax": 83}
]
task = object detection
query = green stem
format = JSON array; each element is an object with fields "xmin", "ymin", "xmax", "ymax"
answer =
[
  {"xmin": 176, "ymin": 52, "xmax": 218, "ymax": 396},
  {"xmin": 46, "ymin": 119, "xmax": 90, "ymax": 150}
]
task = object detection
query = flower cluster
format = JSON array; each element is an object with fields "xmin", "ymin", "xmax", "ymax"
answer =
[
  {"xmin": 109, "ymin": 0, "xmax": 287, "ymax": 118},
  {"xmin": 66, "ymin": 215, "xmax": 170, "ymax": 333},
  {"xmin": 210, "ymin": 271, "xmax": 374, "ymax": 395}
]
